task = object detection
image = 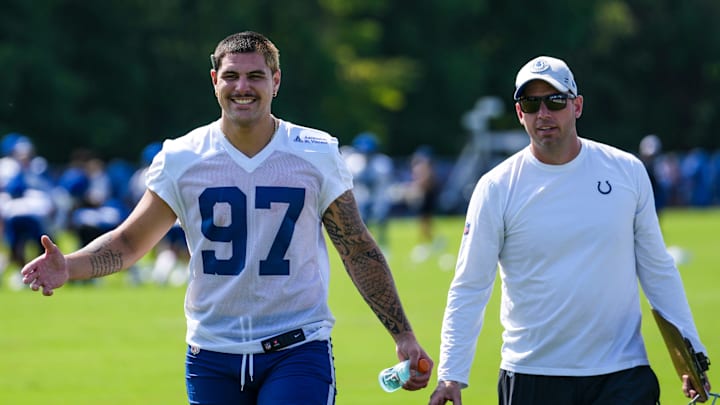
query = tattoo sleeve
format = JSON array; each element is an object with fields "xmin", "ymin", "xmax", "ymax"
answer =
[{"xmin": 323, "ymin": 190, "xmax": 412, "ymax": 336}]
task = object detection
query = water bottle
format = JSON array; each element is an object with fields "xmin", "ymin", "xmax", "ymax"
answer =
[{"xmin": 378, "ymin": 360, "xmax": 412, "ymax": 392}]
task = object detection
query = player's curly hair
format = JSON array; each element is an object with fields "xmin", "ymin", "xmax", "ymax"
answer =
[{"xmin": 211, "ymin": 31, "xmax": 280, "ymax": 73}]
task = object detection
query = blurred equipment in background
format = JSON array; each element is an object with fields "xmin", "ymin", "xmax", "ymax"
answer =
[{"xmin": 438, "ymin": 97, "xmax": 528, "ymax": 214}]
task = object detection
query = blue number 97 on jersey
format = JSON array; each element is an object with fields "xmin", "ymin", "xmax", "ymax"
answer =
[{"xmin": 198, "ymin": 186, "xmax": 305, "ymax": 276}]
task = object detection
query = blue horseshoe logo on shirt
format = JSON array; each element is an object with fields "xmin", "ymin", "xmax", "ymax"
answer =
[{"xmin": 597, "ymin": 181, "xmax": 612, "ymax": 195}]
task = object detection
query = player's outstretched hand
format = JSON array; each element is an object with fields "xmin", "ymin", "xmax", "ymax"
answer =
[
  {"xmin": 428, "ymin": 380, "xmax": 462, "ymax": 405},
  {"xmin": 21, "ymin": 235, "xmax": 69, "ymax": 296},
  {"xmin": 683, "ymin": 373, "xmax": 712, "ymax": 402}
]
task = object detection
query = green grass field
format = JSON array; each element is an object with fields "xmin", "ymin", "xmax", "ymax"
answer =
[{"xmin": 1, "ymin": 208, "xmax": 718, "ymax": 404}]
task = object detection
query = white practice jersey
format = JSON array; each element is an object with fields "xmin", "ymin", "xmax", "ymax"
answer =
[
  {"xmin": 438, "ymin": 137, "xmax": 706, "ymax": 386},
  {"xmin": 146, "ymin": 119, "xmax": 353, "ymax": 354}
]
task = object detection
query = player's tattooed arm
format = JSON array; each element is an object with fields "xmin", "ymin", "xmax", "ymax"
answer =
[
  {"xmin": 323, "ymin": 190, "xmax": 413, "ymax": 336},
  {"xmin": 88, "ymin": 235, "xmax": 124, "ymax": 277},
  {"xmin": 73, "ymin": 233, "xmax": 125, "ymax": 279}
]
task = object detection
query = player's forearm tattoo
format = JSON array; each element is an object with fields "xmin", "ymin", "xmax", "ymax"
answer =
[
  {"xmin": 324, "ymin": 192, "xmax": 366, "ymax": 256},
  {"xmin": 87, "ymin": 235, "xmax": 124, "ymax": 278},
  {"xmin": 324, "ymin": 191, "xmax": 412, "ymax": 335}
]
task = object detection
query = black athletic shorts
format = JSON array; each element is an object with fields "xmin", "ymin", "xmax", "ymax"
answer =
[{"xmin": 497, "ymin": 366, "xmax": 660, "ymax": 405}]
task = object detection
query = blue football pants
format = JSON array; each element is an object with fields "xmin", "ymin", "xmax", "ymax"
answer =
[{"xmin": 186, "ymin": 340, "xmax": 336, "ymax": 405}]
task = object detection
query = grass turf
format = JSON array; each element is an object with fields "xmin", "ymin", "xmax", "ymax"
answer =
[{"xmin": 0, "ymin": 208, "xmax": 717, "ymax": 404}]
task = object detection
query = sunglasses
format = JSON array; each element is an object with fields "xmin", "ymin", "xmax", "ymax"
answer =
[{"xmin": 517, "ymin": 93, "xmax": 576, "ymax": 113}]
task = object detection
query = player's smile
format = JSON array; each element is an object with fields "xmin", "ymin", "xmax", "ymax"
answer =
[{"xmin": 230, "ymin": 95, "xmax": 255, "ymax": 105}]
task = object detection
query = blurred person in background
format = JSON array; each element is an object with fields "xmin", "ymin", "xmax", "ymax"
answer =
[
  {"xmin": 679, "ymin": 148, "xmax": 713, "ymax": 207},
  {"xmin": 639, "ymin": 134, "xmax": 667, "ymax": 219},
  {"xmin": 655, "ymin": 150, "xmax": 683, "ymax": 207},
  {"xmin": 57, "ymin": 150, "xmax": 130, "ymax": 285},
  {"xmin": 21, "ymin": 30, "xmax": 432, "ymax": 404},
  {"xmin": 407, "ymin": 145, "xmax": 440, "ymax": 263},
  {"xmin": 0, "ymin": 134, "xmax": 55, "ymax": 288},
  {"xmin": 0, "ymin": 133, "xmax": 24, "ymax": 189},
  {"xmin": 342, "ymin": 131, "xmax": 394, "ymax": 249},
  {"xmin": 638, "ymin": 135, "xmax": 691, "ymax": 265},
  {"xmin": 129, "ymin": 141, "xmax": 189, "ymax": 285},
  {"xmin": 0, "ymin": 133, "xmax": 20, "ymax": 274},
  {"xmin": 712, "ymin": 150, "xmax": 720, "ymax": 204},
  {"xmin": 430, "ymin": 56, "xmax": 711, "ymax": 405}
]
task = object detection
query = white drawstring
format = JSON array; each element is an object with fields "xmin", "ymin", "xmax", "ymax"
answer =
[
  {"xmin": 240, "ymin": 353, "xmax": 255, "ymax": 391},
  {"xmin": 250, "ymin": 353, "xmax": 254, "ymax": 383}
]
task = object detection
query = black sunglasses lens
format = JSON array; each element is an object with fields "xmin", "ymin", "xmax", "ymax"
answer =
[
  {"xmin": 520, "ymin": 98, "xmax": 541, "ymax": 113},
  {"xmin": 519, "ymin": 94, "xmax": 571, "ymax": 113},
  {"xmin": 546, "ymin": 96, "xmax": 568, "ymax": 111}
]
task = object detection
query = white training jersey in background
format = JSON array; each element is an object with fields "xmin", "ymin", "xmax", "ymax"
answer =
[{"xmin": 146, "ymin": 119, "xmax": 353, "ymax": 354}]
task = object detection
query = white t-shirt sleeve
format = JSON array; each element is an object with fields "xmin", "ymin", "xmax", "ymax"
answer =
[
  {"xmin": 438, "ymin": 176, "xmax": 503, "ymax": 387},
  {"xmin": 632, "ymin": 158, "xmax": 707, "ymax": 354}
]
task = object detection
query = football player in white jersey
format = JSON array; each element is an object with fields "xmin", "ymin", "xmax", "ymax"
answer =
[
  {"xmin": 429, "ymin": 56, "xmax": 711, "ymax": 405},
  {"xmin": 21, "ymin": 31, "xmax": 433, "ymax": 404}
]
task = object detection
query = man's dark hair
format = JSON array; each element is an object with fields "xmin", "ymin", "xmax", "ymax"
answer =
[{"xmin": 210, "ymin": 31, "xmax": 280, "ymax": 73}]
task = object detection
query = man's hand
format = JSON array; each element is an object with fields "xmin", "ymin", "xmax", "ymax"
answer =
[
  {"xmin": 394, "ymin": 331, "xmax": 434, "ymax": 391},
  {"xmin": 683, "ymin": 372, "xmax": 712, "ymax": 402},
  {"xmin": 21, "ymin": 235, "xmax": 69, "ymax": 296},
  {"xmin": 429, "ymin": 380, "xmax": 462, "ymax": 405}
]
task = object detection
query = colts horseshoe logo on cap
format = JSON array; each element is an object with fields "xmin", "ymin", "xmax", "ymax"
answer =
[{"xmin": 530, "ymin": 59, "xmax": 550, "ymax": 73}]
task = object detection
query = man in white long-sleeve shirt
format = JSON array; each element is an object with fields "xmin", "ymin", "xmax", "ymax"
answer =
[{"xmin": 429, "ymin": 56, "xmax": 712, "ymax": 404}]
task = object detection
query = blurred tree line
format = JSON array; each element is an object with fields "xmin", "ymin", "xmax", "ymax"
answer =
[{"xmin": 1, "ymin": 0, "xmax": 719, "ymax": 163}]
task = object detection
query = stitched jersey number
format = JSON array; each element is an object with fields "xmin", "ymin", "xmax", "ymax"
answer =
[{"xmin": 199, "ymin": 186, "xmax": 305, "ymax": 276}]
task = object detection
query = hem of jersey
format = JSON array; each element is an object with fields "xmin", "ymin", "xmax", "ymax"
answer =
[{"xmin": 187, "ymin": 321, "xmax": 333, "ymax": 355}]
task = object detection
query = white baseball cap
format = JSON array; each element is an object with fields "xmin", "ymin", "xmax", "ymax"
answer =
[{"xmin": 514, "ymin": 56, "xmax": 578, "ymax": 100}]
